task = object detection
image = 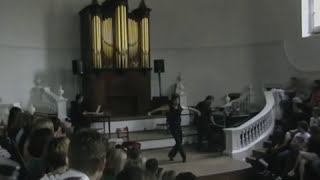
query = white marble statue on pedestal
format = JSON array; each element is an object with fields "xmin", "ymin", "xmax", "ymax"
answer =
[
  {"xmin": 175, "ymin": 73, "xmax": 188, "ymax": 108},
  {"xmin": 175, "ymin": 73, "xmax": 185, "ymax": 96}
]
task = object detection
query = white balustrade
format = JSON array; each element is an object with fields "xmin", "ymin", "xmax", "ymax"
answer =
[
  {"xmin": 31, "ymin": 82, "xmax": 68, "ymax": 121},
  {"xmin": 223, "ymin": 91, "xmax": 276, "ymax": 160}
]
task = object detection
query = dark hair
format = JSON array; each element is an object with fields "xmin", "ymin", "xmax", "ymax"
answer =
[
  {"xmin": 145, "ymin": 158, "xmax": 158, "ymax": 173},
  {"xmin": 117, "ymin": 166, "xmax": 143, "ymax": 180},
  {"xmin": 205, "ymin": 95, "xmax": 214, "ymax": 101},
  {"xmin": 170, "ymin": 95, "xmax": 180, "ymax": 105},
  {"xmin": 69, "ymin": 129, "xmax": 108, "ymax": 175},
  {"xmin": 28, "ymin": 128, "xmax": 54, "ymax": 158},
  {"xmin": 7, "ymin": 107, "xmax": 21, "ymax": 129},
  {"xmin": 50, "ymin": 117, "xmax": 61, "ymax": 132},
  {"xmin": 45, "ymin": 137, "xmax": 69, "ymax": 171},
  {"xmin": 76, "ymin": 94, "xmax": 83, "ymax": 102},
  {"xmin": 297, "ymin": 121, "xmax": 309, "ymax": 132},
  {"xmin": 127, "ymin": 147, "xmax": 141, "ymax": 160},
  {"xmin": 175, "ymin": 172, "xmax": 197, "ymax": 180}
]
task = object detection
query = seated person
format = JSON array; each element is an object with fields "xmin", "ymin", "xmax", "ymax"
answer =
[
  {"xmin": 116, "ymin": 166, "xmax": 143, "ymax": 180},
  {"xmin": 288, "ymin": 126, "xmax": 320, "ymax": 180},
  {"xmin": 103, "ymin": 147, "xmax": 127, "ymax": 180},
  {"xmin": 310, "ymin": 107, "xmax": 320, "ymax": 127},
  {"xmin": 274, "ymin": 121, "xmax": 310, "ymax": 180},
  {"xmin": 41, "ymin": 129, "xmax": 108, "ymax": 180},
  {"xmin": 144, "ymin": 159, "xmax": 162, "ymax": 180},
  {"xmin": 43, "ymin": 137, "xmax": 70, "ymax": 176},
  {"xmin": 70, "ymin": 94, "xmax": 90, "ymax": 132},
  {"xmin": 124, "ymin": 147, "xmax": 146, "ymax": 170},
  {"xmin": 26, "ymin": 128, "xmax": 54, "ymax": 180}
]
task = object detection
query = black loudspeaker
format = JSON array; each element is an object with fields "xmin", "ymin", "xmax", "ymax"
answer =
[
  {"xmin": 154, "ymin": 59, "xmax": 164, "ymax": 73},
  {"xmin": 72, "ymin": 60, "xmax": 84, "ymax": 75}
]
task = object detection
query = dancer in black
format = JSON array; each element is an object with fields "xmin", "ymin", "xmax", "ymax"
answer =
[{"xmin": 148, "ymin": 95, "xmax": 201, "ymax": 162}]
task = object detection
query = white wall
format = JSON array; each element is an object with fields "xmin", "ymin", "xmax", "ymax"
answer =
[{"xmin": 0, "ymin": 0, "xmax": 318, "ymax": 109}]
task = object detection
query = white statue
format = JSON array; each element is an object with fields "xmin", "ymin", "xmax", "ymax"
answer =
[
  {"xmin": 175, "ymin": 73, "xmax": 185, "ymax": 95},
  {"xmin": 58, "ymin": 85, "xmax": 65, "ymax": 99},
  {"xmin": 28, "ymin": 104, "xmax": 36, "ymax": 115}
]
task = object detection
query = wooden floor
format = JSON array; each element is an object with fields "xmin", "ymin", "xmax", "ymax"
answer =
[{"xmin": 142, "ymin": 146, "xmax": 253, "ymax": 180}]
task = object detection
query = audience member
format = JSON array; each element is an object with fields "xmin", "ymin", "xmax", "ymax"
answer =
[
  {"xmin": 310, "ymin": 107, "xmax": 320, "ymax": 127},
  {"xmin": 287, "ymin": 126, "xmax": 320, "ymax": 180},
  {"xmin": 124, "ymin": 147, "xmax": 146, "ymax": 170},
  {"xmin": 44, "ymin": 137, "xmax": 70, "ymax": 175},
  {"xmin": 103, "ymin": 147, "xmax": 127, "ymax": 180},
  {"xmin": 144, "ymin": 158, "xmax": 161, "ymax": 180},
  {"xmin": 7, "ymin": 107, "xmax": 22, "ymax": 139},
  {"xmin": 26, "ymin": 128, "xmax": 54, "ymax": 179},
  {"xmin": 175, "ymin": 172, "xmax": 197, "ymax": 180},
  {"xmin": 43, "ymin": 129, "xmax": 108, "ymax": 180},
  {"xmin": 274, "ymin": 121, "xmax": 310, "ymax": 180},
  {"xmin": 116, "ymin": 166, "xmax": 143, "ymax": 180}
]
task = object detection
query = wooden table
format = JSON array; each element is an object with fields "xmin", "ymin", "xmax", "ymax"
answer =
[{"xmin": 84, "ymin": 113, "xmax": 111, "ymax": 138}]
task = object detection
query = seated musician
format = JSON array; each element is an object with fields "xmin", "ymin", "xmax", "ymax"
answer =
[{"xmin": 70, "ymin": 94, "xmax": 90, "ymax": 132}]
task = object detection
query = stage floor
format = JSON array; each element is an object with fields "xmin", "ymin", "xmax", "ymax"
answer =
[
  {"xmin": 108, "ymin": 126, "xmax": 196, "ymax": 141},
  {"xmin": 142, "ymin": 146, "xmax": 251, "ymax": 178}
]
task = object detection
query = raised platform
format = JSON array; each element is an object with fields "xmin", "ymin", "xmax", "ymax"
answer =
[
  {"xmin": 142, "ymin": 146, "xmax": 253, "ymax": 180},
  {"xmin": 107, "ymin": 126, "xmax": 197, "ymax": 150}
]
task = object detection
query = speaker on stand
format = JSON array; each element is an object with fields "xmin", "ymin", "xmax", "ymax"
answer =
[{"xmin": 154, "ymin": 59, "xmax": 164, "ymax": 97}]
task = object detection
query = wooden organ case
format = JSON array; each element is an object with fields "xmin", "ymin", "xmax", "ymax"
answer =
[{"xmin": 79, "ymin": 0, "xmax": 152, "ymax": 116}]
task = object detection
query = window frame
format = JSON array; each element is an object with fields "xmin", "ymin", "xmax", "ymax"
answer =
[{"xmin": 310, "ymin": 0, "xmax": 320, "ymax": 33}]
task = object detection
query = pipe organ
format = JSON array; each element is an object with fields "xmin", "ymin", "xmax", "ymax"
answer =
[
  {"xmin": 80, "ymin": 0, "xmax": 151, "ymax": 70},
  {"xmin": 79, "ymin": 0, "xmax": 152, "ymax": 116}
]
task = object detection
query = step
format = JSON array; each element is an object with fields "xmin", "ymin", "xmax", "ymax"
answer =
[
  {"xmin": 252, "ymin": 148, "xmax": 268, "ymax": 159},
  {"xmin": 245, "ymin": 156, "xmax": 257, "ymax": 164}
]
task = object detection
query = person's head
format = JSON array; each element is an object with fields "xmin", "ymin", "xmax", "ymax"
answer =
[
  {"xmin": 106, "ymin": 148, "xmax": 127, "ymax": 175},
  {"xmin": 45, "ymin": 137, "xmax": 70, "ymax": 172},
  {"xmin": 116, "ymin": 166, "xmax": 143, "ymax": 180},
  {"xmin": 76, "ymin": 94, "xmax": 84, "ymax": 103},
  {"xmin": 162, "ymin": 170, "xmax": 176, "ymax": 180},
  {"xmin": 297, "ymin": 121, "xmax": 309, "ymax": 133},
  {"xmin": 175, "ymin": 172, "xmax": 197, "ymax": 180},
  {"xmin": 204, "ymin": 95, "xmax": 214, "ymax": 106},
  {"xmin": 28, "ymin": 128, "xmax": 54, "ymax": 158},
  {"xmin": 312, "ymin": 107, "xmax": 320, "ymax": 118},
  {"xmin": 127, "ymin": 147, "xmax": 141, "ymax": 160},
  {"xmin": 32, "ymin": 117, "xmax": 54, "ymax": 132},
  {"xmin": 7, "ymin": 107, "xmax": 21, "ymax": 129},
  {"xmin": 145, "ymin": 159, "xmax": 158, "ymax": 174},
  {"xmin": 69, "ymin": 129, "xmax": 108, "ymax": 180},
  {"xmin": 171, "ymin": 95, "xmax": 180, "ymax": 106}
]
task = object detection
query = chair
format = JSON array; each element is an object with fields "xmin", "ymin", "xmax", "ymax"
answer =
[{"xmin": 116, "ymin": 127, "xmax": 129, "ymax": 141}]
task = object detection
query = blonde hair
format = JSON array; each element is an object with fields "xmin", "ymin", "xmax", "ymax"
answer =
[
  {"xmin": 107, "ymin": 148, "xmax": 127, "ymax": 175},
  {"xmin": 45, "ymin": 137, "xmax": 70, "ymax": 171},
  {"xmin": 33, "ymin": 117, "xmax": 54, "ymax": 132}
]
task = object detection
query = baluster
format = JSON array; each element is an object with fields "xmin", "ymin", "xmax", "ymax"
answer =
[
  {"xmin": 240, "ymin": 133, "xmax": 243, "ymax": 148},
  {"xmin": 247, "ymin": 128, "xmax": 251, "ymax": 144}
]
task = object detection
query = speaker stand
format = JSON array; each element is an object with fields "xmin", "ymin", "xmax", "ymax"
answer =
[{"xmin": 158, "ymin": 72, "xmax": 162, "ymax": 96}]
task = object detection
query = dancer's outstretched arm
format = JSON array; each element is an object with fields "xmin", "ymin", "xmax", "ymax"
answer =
[
  {"xmin": 148, "ymin": 105, "xmax": 169, "ymax": 116},
  {"xmin": 182, "ymin": 106, "xmax": 201, "ymax": 116}
]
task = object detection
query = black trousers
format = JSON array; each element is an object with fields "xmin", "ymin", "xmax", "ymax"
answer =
[{"xmin": 168, "ymin": 126, "xmax": 186, "ymax": 160}]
